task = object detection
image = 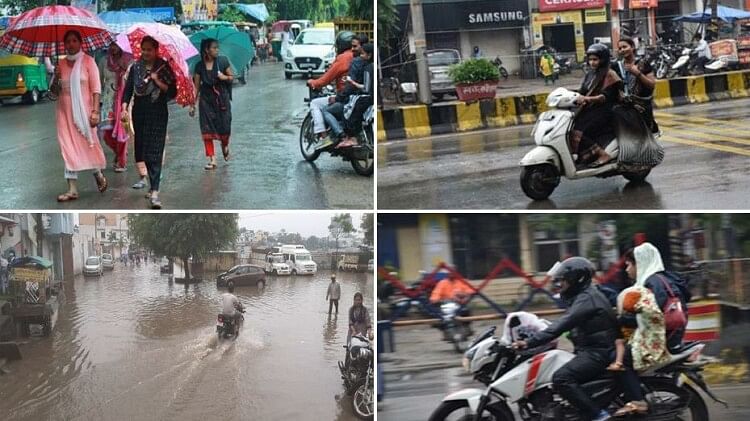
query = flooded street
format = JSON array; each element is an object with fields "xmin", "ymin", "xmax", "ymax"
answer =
[{"xmin": 0, "ymin": 263, "xmax": 373, "ymax": 421}]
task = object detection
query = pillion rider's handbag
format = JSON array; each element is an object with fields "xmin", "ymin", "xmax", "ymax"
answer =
[{"xmin": 657, "ymin": 275, "xmax": 688, "ymax": 332}]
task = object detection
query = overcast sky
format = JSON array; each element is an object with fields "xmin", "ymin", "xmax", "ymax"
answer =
[{"xmin": 239, "ymin": 212, "xmax": 369, "ymax": 237}]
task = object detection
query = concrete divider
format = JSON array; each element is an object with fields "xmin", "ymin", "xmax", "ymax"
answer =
[{"xmin": 378, "ymin": 69, "xmax": 750, "ymax": 143}]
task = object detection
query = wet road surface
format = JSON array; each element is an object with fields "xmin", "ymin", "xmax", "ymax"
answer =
[
  {"xmin": 0, "ymin": 62, "xmax": 372, "ymax": 209},
  {"xmin": 0, "ymin": 263, "xmax": 373, "ymax": 420},
  {"xmin": 378, "ymin": 98, "xmax": 750, "ymax": 209}
]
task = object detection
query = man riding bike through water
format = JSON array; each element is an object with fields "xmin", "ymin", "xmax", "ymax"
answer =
[
  {"xmin": 307, "ymin": 31, "xmax": 356, "ymax": 149},
  {"xmin": 512, "ymin": 257, "xmax": 620, "ymax": 421},
  {"xmin": 221, "ymin": 282, "xmax": 244, "ymax": 333}
]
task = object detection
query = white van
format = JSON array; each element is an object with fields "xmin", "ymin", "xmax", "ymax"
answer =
[
  {"xmin": 265, "ymin": 253, "xmax": 291, "ymax": 276},
  {"xmin": 275, "ymin": 245, "xmax": 317, "ymax": 275}
]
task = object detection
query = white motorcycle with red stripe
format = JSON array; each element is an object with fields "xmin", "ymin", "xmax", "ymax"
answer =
[{"xmin": 429, "ymin": 325, "xmax": 726, "ymax": 421}]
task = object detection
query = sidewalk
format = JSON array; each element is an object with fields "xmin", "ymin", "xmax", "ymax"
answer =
[{"xmin": 380, "ymin": 72, "xmax": 584, "ymax": 111}]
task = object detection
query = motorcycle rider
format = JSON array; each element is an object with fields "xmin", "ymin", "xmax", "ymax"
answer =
[
  {"xmin": 307, "ymin": 31, "xmax": 356, "ymax": 149},
  {"xmin": 693, "ymin": 33, "xmax": 710, "ymax": 73},
  {"xmin": 429, "ymin": 273, "xmax": 474, "ymax": 305},
  {"xmin": 320, "ymin": 35, "xmax": 369, "ymax": 148},
  {"xmin": 338, "ymin": 43, "xmax": 375, "ymax": 148},
  {"xmin": 512, "ymin": 257, "xmax": 620, "ymax": 421},
  {"xmin": 221, "ymin": 282, "xmax": 244, "ymax": 332},
  {"xmin": 613, "ymin": 37, "xmax": 659, "ymax": 135},
  {"xmin": 573, "ymin": 44, "xmax": 623, "ymax": 168},
  {"xmin": 623, "ymin": 243, "xmax": 690, "ymax": 353}
]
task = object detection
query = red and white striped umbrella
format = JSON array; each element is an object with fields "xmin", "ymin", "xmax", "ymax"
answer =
[{"xmin": 0, "ymin": 5, "xmax": 114, "ymax": 57}]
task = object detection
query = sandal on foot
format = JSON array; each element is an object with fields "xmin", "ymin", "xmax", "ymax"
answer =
[
  {"xmin": 204, "ymin": 163, "xmax": 217, "ymax": 170},
  {"xmin": 114, "ymin": 166, "xmax": 126, "ymax": 173},
  {"xmin": 57, "ymin": 192, "xmax": 79, "ymax": 202},
  {"xmin": 614, "ymin": 401, "xmax": 648, "ymax": 417},
  {"xmin": 132, "ymin": 179, "xmax": 147, "ymax": 189},
  {"xmin": 94, "ymin": 173, "xmax": 108, "ymax": 193},
  {"xmin": 150, "ymin": 197, "xmax": 162, "ymax": 209},
  {"xmin": 222, "ymin": 146, "xmax": 230, "ymax": 161},
  {"xmin": 607, "ymin": 361, "xmax": 626, "ymax": 372}
]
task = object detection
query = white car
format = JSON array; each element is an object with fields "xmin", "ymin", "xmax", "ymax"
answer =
[
  {"xmin": 283, "ymin": 27, "xmax": 335, "ymax": 79},
  {"xmin": 83, "ymin": 256, "xmax": 103, "ymax": 277},
  {"xmin": 101, "ymin": 253, "xmax": 115, "ymax": 270}
]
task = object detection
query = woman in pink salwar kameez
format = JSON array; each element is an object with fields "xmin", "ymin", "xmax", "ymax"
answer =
[{"xmin": 50, "ymin": 30, "xmax": 108, "ymax": 202}]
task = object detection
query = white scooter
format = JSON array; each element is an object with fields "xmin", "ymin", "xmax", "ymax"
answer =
[
  {"xmin": 671, "ymin": 47, "xmax": 694, "ymax": 76},
  {"xmin": 519, "ymin": 88, "xmax": 656, "ymax": 201}
]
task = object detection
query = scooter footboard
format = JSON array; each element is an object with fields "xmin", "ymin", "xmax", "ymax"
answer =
[{"xmin": 519, "ymin": 146, "xmax": 561, "ymax": 168}]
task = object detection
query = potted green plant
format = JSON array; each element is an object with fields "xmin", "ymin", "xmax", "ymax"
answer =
[{"xmin": 448, "ymin": 58, "xmax": 500, "ymax": 101}]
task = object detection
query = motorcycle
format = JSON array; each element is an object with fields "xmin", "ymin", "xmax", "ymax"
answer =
[
  {"xmin": 439, "ymin": 301, "xmax": 472, "ymax": 353},
  {"xmin": 429, "ymin": 326, "xmax": 727, "ymax": 421},
  {"xmin": 519, "ymin": 87, "xmax": 660, "ymax": 200},
  {"xmin": 492, "ymin": 57, "xmax": 510, "ymax": 80},
  {"xmin": 299, "ymin": 85, "xmax": 374, "ymax": 176},
  {"xmin": 339, "ymin": 333, "xmax": 374, "ymax": 420},
  {"xmin": 705, "ymin": 54, "xmax": 740, "ymax": 74},
  {"xmin": 671, "ymin": 47, "xmax": 695, "ymax": 76},
  {"xmin": 216, "ymin": 307, "xmax": 245, "ymax": 339}
]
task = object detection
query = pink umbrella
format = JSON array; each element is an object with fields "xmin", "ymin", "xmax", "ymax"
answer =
[
  {"xmin": 116, "ymin": 23, "xmax": 197, "ymax": 107},
  {"xmin": 0, "ymin": 5, "xmax": 114, "ymax": 57}
]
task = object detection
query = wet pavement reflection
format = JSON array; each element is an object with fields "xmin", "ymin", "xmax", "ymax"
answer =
[{"xmin": 0, "ymin": 262, "xmax": 373, "ymax": 420}]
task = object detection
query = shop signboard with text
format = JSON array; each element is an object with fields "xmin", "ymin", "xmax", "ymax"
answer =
[
  {"xmin": 422, "ymin": 0, "xmax": 529, "ymax": 31},
  {"xmin": 539, "ymin": 0, "xmax": 606, "ymax": 13},
  {"xmin": 629, "ymin": 0, "xmax": 658, "ymax": 9}
]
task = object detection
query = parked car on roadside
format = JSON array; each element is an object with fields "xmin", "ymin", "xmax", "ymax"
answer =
[
  {"xmin": 426, "ymin": 49, "xmax": 461, "ymax": 102},
  {"xmin": 101, "ymin": 253, "xmax": 115, "ymax": 270},
  {"xmin": 83, "ymin": 256, "xmax": 103, "ymax": 277},
  {"xmin": 216, "ymin": 264, "xmax": 266, "ymax": 288}
]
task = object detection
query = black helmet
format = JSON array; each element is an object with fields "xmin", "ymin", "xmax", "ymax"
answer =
[
  {"xmin": 548, "ymin": 257, "xmax": 595, "ymax": 300},
  {"xmin": 586, "ymin": 43, "xmax": 611, "ymax": 65},
  {"xmin": 336, "ymin": 31, "xmax": 355, "ymax": 54}
]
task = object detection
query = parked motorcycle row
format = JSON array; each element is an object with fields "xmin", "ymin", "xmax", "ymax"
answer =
[{"xmin": 648, "ymin": 43, "xmax": 741, "ymax": 79}]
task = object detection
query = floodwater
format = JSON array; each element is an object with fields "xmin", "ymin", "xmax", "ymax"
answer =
[{"xmin": 0, "ymin": 262, "xmax": 373, "ymax": 420}]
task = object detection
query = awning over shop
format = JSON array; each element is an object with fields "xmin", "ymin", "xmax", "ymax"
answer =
[
  {"xmin": 0, "ymin": 216, "xmax": 17, "ymax": 225},
  {"xmin": 230, "ymin": 3, "xmax": 269, "ymax": 23},
  {"xmin": 674, "ymin": 5, "xmax": 750, "ymax": 23}
]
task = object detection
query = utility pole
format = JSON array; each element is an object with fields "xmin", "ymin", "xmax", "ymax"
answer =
[{"xmin": 409, "ymin": 0, "xmax": 432, "ymax": 104}]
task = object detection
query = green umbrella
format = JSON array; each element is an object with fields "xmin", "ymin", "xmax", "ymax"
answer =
[{"xmin": 188, "ymin": 26, "xmax": 252, "ymax": 81}]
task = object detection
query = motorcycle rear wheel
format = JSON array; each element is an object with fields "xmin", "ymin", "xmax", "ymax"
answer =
[
  {"xmin": 428, "ymin": 400, "xmax": 514, "ymax": 421},
  {"xmin": 350, "ymin": 125, "xmax": 374, "ymax": 176},
  {"xmin": 299, "ymin": 113, "xmax": 321, "ymax": 162},
  {"xmin": 352, "ymin": 377, "xmax": 374, "ymax": 420}
]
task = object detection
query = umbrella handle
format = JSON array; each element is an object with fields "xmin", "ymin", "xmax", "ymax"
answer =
[{"xmin": 143, "ymin": 63, "xmax": 167, "ymax": 83}]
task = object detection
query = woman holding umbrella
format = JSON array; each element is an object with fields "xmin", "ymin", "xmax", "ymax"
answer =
[
  {"xmin": 50, "ymin": 30, "xmax": 109, "ymax": 201},
  {"xmin": 120, "ymin": 36, "xmax": 177, "ymax": 209},
  {"xmin": 97, "ymin": 41, "xmax": 132, "ymax": 173},
  {"xmin": 190, "ymin": 38, "xmax": 234, "ymax": 170}
]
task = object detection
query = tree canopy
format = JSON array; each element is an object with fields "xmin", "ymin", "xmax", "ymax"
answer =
[{"xmin": 128, "ymin": 214, "xmax": 238, "ymax": 279}]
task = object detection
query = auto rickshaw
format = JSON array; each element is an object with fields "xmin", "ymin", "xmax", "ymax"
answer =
[
  {"xmin": 0, "ymin": 54, "xmax": 49, "ymax": 105},
  {"xmin": 8, "ymin": 256, "xmax": 61, "ymax": 337}
]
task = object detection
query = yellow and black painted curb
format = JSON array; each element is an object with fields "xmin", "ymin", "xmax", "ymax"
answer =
[{"xmin": 378, "ymin": 70, "xmax": 750, "ymax": 145}]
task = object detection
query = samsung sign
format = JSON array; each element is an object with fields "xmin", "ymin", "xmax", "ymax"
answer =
[
  {"xmin": 468, "ymin": 11, "xmax": 525, "ymax": 24},
  {"xmin": 422, "ymin": 0, "xmax": 529, "ymax": 31}
]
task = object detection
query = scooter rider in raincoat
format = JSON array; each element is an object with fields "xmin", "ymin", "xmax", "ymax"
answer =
[{"xmin": 512, "ymin": 257, "xmax": 620, "ymax": 421}]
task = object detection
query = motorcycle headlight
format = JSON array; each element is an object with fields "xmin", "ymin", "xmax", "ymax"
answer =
[{"xmin": 462, "ymin": 356, "xmax": 471, "ymax": 372}]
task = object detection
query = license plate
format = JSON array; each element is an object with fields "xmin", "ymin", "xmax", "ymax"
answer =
[{"xmin": 299, "ymin": 63, "xmax": 315, "ymax": 69}]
